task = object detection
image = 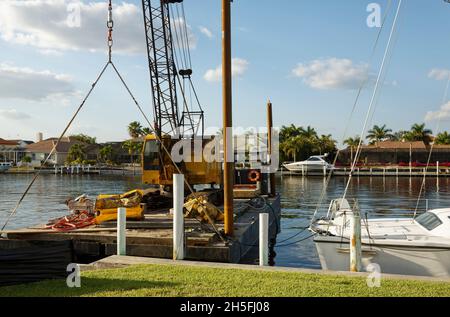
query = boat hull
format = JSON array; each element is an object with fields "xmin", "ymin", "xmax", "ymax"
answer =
[
  {"xmin": 283, "ymin": 164, "xmax": 333, "ymax": 172},
  {"xmin": 314, "ymin": 235, "xmax": 450, "ymax": 278}
]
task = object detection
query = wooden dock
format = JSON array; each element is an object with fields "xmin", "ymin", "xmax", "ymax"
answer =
[
  {"xmin": 6, "ymin": 165, "xmax": 141, "ymax": 176},
  {"xmin": 282, "ymin": 166, "xmax": 450, "ymax": 177},
  {"xmin": 0, "ymin": 195, "xmax": 281, "ymax": 264}
]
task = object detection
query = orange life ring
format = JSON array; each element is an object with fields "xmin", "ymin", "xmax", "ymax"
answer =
[{"xmin": 248, "ymin": 170, "xmax": 261, "ymax": 182}]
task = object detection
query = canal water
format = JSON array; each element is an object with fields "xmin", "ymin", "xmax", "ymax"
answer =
[{"xmin": 1, "ymin": 173, "xmax": 449, "ymax": 269}]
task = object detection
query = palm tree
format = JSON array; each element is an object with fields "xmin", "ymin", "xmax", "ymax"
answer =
[
  {"xmin": 300, "ymin": 126, "xmax": 318, "ymax": 139},
  {"xmin": 280, "ymin": 137, "xmax": 299, "ymax": 162},
  {"xmin": 280, "ymin": 124, "xmax": 303, "ymax": 143},
  {"xmin": 366, "ymin": 124, "xmax": 393, "ymax": 144},
  {"xmin": 99, "ymin": 145, "xmax": 113, "ymax": 163},
  {"xmin": 128, "ymin": 121, "xmax": 143, "ymax": 139},
  {"xmin": 140, "ymin": 127, "xmax": 152, "ymax": 136},
  {"xmin": 66, "ymin": 144, "xmax": 85, "ymax": 164},
  {"xmin": 434, "ymin": 131, "xmax": 450, "ymax": 145},
  {"xmin": 390, "ymin": 130, "xmax": 407, "ymax": 141},
  {"xmin": 70, "ymin": 134, "xmax": 96, "ymax": 144},
  {"xmin": 316, "ymin": 134, "xmax": 337, "ymax": 155},
  {"xmin": 404, "ymin": 123, "xmax": 433, "ymax": 144},
  {"xmin": 122, "ymin": 141, "xmax": 143, "ymax": 164},
  {"xmin": 344, "ymin": 136, "xmax": 362, "ymax": 162}
]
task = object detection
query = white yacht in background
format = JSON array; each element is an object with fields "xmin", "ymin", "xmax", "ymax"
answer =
[
  {"xmin": 311, "ymin": 199, "xmax": 450, "ymax": 278},
  {"xmin": 0, "ymin": 162, "xmax": 12, "ymax": 173},
  {"xmin": 283, "ymin": 155, "xmax": 334, "ymax": 173}
]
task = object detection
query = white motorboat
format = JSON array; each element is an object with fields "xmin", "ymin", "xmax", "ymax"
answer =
[
  {"xmin": 311, "ymin": 199, "xmax": 450, "ymax": 278},
  {"xmin": 0, "ymin": 162, "xmax": 12, "ymax": 173},
  {"xmin": 283, "ymin": 155, "xmax": 334, "ymax": 173}
]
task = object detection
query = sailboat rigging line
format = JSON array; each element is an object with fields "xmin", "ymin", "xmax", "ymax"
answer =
[
  {"xmin": 342, "ymin": 0, "xmax": 403, "ymax": 201},
  {"xmin": 0, "ymin": 62, "xmax": 110, "ymax": 231},
  {"xmin": 363, "ymin": 212, "xmax": 375, "ymax": 248},
  {"xmin": 366, "ymin": 8, "xmax": 402, "ymax": 134},
  {"xmin": 413, "ymin": 74, "xmax": 450, "ymax": 219},
  {"xmin": 309, "ymin": 0, "xmax": 393, "ymax": 225},
  {"xmin": 275, "ymin": 233, "xmax": 317, "ymax": 248}
]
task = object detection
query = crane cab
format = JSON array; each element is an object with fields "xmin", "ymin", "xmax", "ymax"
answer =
[{"xmin": 142, "ymin": 134, "xmax": 222, "ymax": 189}]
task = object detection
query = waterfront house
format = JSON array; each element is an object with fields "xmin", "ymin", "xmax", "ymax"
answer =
[
  {"xmin": 0, "ymin": 138, "xmax": 33, "ymax": 164},
  {"xmin": 26, "ymin": 137, "xmax": 100, "ymax": 166},
  {"xmin": 339, "ymin": 141, "xmax": 450, "ymax": 166}
]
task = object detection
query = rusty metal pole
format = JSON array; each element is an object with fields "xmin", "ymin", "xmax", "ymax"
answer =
[
  {"xmin": 222, "ymin": 0, "xmax": 234, "ymax": 236},
  {"xmin": 267, "ymin": 100, "xmax": 276, "ymax": 196}
]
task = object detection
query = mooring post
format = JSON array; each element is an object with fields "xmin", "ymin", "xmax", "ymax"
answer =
[
  {"xmin": 117, "ymin": 207, "xmax": 126, "ymax": 256},
  {"xmin": 437, "ymin": 161, "xmax": 439, "ymax": 178},
  {"xmin": 350, "ymin": 209, "xmax": 362, "ymax": 272},
  {"xmin": 173, "ymin": 174, "xmax": 185, "ymax": 260},
  {"xmin": 259, "ymin": 213, "xmax": 269, "ymax": 266}
]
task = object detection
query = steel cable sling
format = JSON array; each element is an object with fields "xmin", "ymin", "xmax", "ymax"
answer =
[{"xmin": 309, "ymin": 0, "xmax": 394, "ymax": 228}]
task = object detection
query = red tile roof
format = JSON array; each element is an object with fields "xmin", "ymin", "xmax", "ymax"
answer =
[
  {"xmin": 0, "ymin": 138, "xmax": 19, "ymax": 146},
  {"xmin": 354, "ymin": 141, "xmax": 450, "ymax": 150}
]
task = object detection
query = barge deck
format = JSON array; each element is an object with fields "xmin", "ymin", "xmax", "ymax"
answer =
[{"xmin": 0, "ymin": 195, "xmax": 281, "ymax": 264}]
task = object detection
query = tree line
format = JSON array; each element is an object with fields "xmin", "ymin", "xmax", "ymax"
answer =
[
  {"xmin": 280, "ymin": 122, "xmax": 449, "ymax": 163},
  {"xmin": 65, "ymin": 121, "xmax": 152, "ymax": 165}
]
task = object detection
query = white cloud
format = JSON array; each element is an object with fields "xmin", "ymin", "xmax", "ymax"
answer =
[
  {"xmin": 292, "ymin": 58, "xmax": 369, "ymax": 90},
  {"xmin": 199, "ymin": 26, "xmax": 213, "ymax": 39},
  {"xmin": 204, "ymin": 58, "xmax": 249, "ymax": 82},
  {"xmin": 428, "ymin": 68, "xmax": 450, "ymax": 81},
  {"xmin": 425, "ymin": 101, "xmax": 450, "ymax": 121},
  {"xmin": 0, "ymin": 63, "xmax": 74, "ymax": 101},
  {"xmin": 0, "ymin": 1, "xmax": 170, "ymax": 55},
  {"xmin": 0, "ymin": 109, "xmax": 31, "ymax": 120}
]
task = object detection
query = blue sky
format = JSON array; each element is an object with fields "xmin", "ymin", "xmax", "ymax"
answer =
[{"xmin": 0, "ymin": 0, "xmax": 449, "ymax": 143}]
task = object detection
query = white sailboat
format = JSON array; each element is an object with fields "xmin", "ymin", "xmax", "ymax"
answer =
[
  {"xmin": 310, "ymin": 0, "xmax": 450, "ymax": 278},
  {"xmin": 311, "ymin": 199, "xmax": 450, "ymax": 278}
]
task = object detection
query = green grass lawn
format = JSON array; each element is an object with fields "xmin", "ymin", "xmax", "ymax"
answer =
[{"xmin": 1, "ymin": 264, "xmax": 449, "ymax": 297}]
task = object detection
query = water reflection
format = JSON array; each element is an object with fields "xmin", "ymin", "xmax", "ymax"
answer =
[
  {"xmin": 0, "ymin": 174, "xmax": 143, "ymax": 230},
  {"xmin": 274, "ymin": 174, "xmax": 450, "ymax": 268},
  {"xmin": 0, "ymin": 173, "xmax": 449, "ymax": 268}
]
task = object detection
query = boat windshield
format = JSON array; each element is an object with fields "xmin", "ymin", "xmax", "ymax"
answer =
[{"xmin": 415, "ymin": 212, "xmax": 443, "ymax": 231}]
